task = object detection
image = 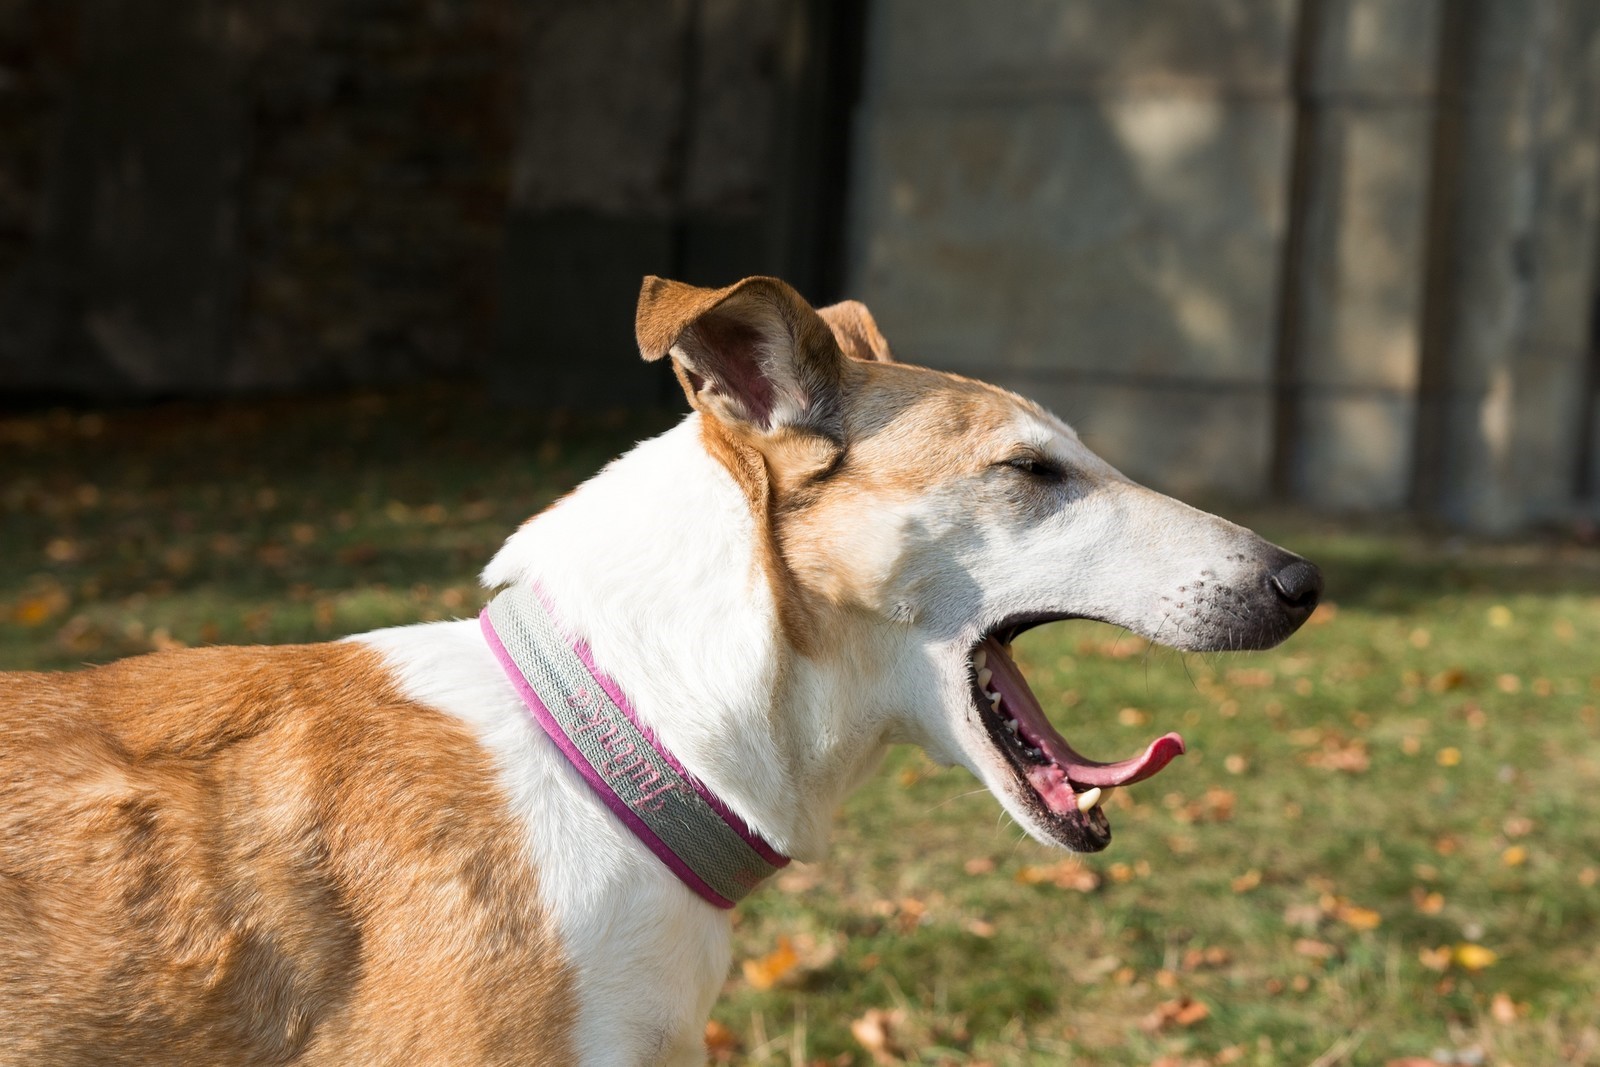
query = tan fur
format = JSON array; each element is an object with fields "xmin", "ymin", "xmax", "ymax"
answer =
[
  {"xmin": 636, "ymin": 275, "xmax": 845, "ymax": 435},
  {"xmin": 818, "ymin": 300, "xmax": 895, "ymax": 364},
  {"xmin": 686, "ymin": 438, "xmax": 815, "ymax": 655},
  {"xmin": 0, "ymin": 644, "xmax": 576, "ymax": 1066},
  {"xmin": 640, "ymin": 276, "xmax": 851, "ymax": 655},
  {"xmin": 777, "ymin": 364, "xmax": 1038, "ymax": 611},
  {"xmin": 637, "ymin": 276, "xmax": 1030, "ymax": 649}
]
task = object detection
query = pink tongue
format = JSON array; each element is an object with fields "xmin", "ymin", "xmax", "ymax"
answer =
[{"xmin": 981, "ymin": 637, "xmax": 1185, "ymax": 788}]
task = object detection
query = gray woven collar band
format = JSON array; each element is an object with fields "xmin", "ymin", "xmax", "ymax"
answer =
[{"xmin": 480, "ymin": 585, "xmax": 789, "ymax": 908}]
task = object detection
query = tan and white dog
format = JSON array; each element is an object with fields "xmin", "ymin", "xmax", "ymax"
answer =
[{"xmin": 0, "ymin": 276, "xmax": 1321, "ymax": 1065}]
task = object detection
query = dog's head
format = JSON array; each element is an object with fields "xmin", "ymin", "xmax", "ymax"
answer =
[{"xmin": 637, "ymin": 276, "xmax": 1321, "ymax": 852}]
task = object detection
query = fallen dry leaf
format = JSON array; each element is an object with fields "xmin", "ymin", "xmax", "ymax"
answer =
[
  {"xmin": 45, "ymin": 537, "xmax": 81, "ymax": 563},
  {"xmin": 741, "ymin": 936, "xmax": 799, "ymax": 990},
  {"xmin": 1411, "ymin": 888, "xmax": 1445, "ymax": 915},
  {"xmin": 1140, "ymin": 995, "xmax": 1210, "ymax": 1032},
  {"xmin": 1294, "ymin": 938, "xmax": 1337, "ymax": 960},
  {"xmin": 12, "ymin": 580, "xmax": 69, "ymax": 626},
  {"xmin": 893, "ymin": 897, "xmax": 927, "ymax": 934},
  {"xmin": 703, "ymin": 1019, "xmax": 740, "ymax": 1062},
  {"xmin": 850, "ymin": 1007, "xmax": 906, "ymax": 1065},
  {"xmin": 1015, "ymin": 858, "xmax": 1100, "ymax": 892},
  {"xmin": 1169, "ymin": 786, "xmax": 1237, "ymax": 824},
  {"xmin": 1418, "ymin": 945, "xmax": 1452, "ymax": 972},
  {"xmin": 1301, "ymin": 733, "xmax": 1371, "ymax": 774},
  {"xmin": 1453, "ymin": 943, "xmax": 1498, "ymax": 972},
  {"xmin": 1225, "ymin": 667, "xmax": 1275, "ymax": 688},
  {"xmin": 1335, "ymin": 902, "xmax": 1382, "ymax": 931},
  {"xmin": 1107, "ymin": 862, "xmax": 1138, "ymax": 884},
  {"xmin": 1180, "ymin": 945, "xmax": 1232, "ymax": 971},
  {"xmin": 1231, "ymin": 868, "xmax": 1263, "ymax": 893}
]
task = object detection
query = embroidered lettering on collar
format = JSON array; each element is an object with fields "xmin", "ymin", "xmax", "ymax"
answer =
[{"xmin": 480, "ymin": 585, "xmax": 788, "ymax": 908}]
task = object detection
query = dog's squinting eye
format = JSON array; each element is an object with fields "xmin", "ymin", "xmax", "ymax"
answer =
[{"xmin": 1001, "ymin": 455, "xmax": 1067, "ymax": 482}]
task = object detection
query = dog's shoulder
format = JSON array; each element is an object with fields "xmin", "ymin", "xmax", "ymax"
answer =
[{"xmin": 0, "ymin": 641, "xmax": 580, "ymax": 1064}]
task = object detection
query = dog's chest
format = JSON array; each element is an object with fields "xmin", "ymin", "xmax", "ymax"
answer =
[{"xmin": 359, "ymin": 619, "xmax": 735, "ymax": 1065}]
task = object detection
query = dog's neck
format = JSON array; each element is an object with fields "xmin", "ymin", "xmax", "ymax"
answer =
[{"xmin": 483, "ymin": 416, "xmax": 905, "ymax": 862}]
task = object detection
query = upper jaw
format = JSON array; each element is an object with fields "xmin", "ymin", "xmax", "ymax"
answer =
[{"xmin": 946, "ymin": 551, "xmax": 1320, "ymax": 850}]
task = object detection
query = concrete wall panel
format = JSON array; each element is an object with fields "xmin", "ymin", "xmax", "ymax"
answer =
[
  {"xmin": 1434, "ymin": 0, "xmax": 1600, "ymax": 529},
  {"xmin": 1030, "ymin": 381, "xmax": 1274, "ymax": 501},
  {"xmin": 871, "ymin": 0, "xmax": 1295, "ymax": 95},
  {"xmin": 855, "ymin": 100, "xmax": 1289, "ymax": 376}
]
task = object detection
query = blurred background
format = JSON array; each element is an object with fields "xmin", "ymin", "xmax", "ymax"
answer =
[{"xmin": 2, "ymin": 0, "xmax": 1597, "ymax": 532}]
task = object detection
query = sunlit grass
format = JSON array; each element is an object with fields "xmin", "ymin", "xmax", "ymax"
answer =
[{"xmin": 4, "ymin": 390, "xmax": 1598, "ymax": 1065}]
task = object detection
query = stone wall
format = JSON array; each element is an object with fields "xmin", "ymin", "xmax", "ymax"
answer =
[
  {"xmin": 1423, "ymin": 0, "xmax": 1600, "ymax": 530},
  {"xmin": 493, "ymin": 0, "xmax": 799, "ymax": 410},
  {"xmin": 0, "ymin": 0, "xmax": 806, "ymax": 402},
  {"xmin": 3, "ymin": 0, "xmax": 1597, "ymax": 530},
  {"xmin": 0, "ymin": 0, "xmax": 518, "ymax": 395},
  {"xmin": 848, "ymin": 0, "xmax": 1600, "ymax": 529},
  {"xmin": 851, "ymin": 0, "xmax": 1297, "ymax": 500}
]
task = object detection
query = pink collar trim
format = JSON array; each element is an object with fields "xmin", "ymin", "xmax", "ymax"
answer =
[{"xmin": 480, "ymin": 588, "xmax": 788, "ymax": 908}]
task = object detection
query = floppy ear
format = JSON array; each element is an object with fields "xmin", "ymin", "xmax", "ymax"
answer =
[
  {"xmin": 636, "ymin": 276, "xmax": 845, "ymax": 434},
  {"xmin": 818, "ymin": 300, "xmax": 895, "ymax": 364}
]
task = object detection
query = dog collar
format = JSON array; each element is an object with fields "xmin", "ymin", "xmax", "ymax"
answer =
[{"xmin": 479, "ymin": 585, "xmax": 789, "ymax": 908}]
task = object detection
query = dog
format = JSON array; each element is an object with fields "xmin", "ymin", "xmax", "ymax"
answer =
[{"xmin": 0, "ymin": 275, "xmax": 1321, "ymax": 1065}]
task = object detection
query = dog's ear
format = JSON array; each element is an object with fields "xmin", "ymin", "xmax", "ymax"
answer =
[
  {"xmin": 636, "ymin": 275, "xmax": 845, "ymax": 434},
  {"xmin": 818, "ymin": 300, "xmax": 895, "ymax": 364}
]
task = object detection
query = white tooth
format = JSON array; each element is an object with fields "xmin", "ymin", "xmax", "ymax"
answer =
[
  {"xmin": 1004, "ymin": 719, "xmax": 1019, "ymax": 733},
  {"xmin": 1076, "ymin": 787, "xmax": 1104, "ymax": 813},
  {"xmin": 977, "ymin": 668, "xmax": 993, "ymax": 689},
  {"xmin": 988, "ymin": 692, "xmax": 1002, "ymax": 709},
  {"xmin": 973, "ymin": 649, "xmax": 987, "ymax": 670}
]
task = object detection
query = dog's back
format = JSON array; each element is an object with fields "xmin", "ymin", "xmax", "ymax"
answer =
[{"xmin": 0, "ymin": 645, "xmax": 576, "ymax": 1065}]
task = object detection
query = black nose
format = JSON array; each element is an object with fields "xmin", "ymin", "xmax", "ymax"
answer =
[{"xmin": 1269, "ymin": 558, "xmax": 1323, "ymax": 615}]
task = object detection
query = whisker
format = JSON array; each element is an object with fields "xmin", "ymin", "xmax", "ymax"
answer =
[{"xmin": 924, "ymin": 787, "xmax": 991, "ymax": 814}]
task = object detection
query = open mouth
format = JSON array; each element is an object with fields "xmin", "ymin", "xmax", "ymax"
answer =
[{"xmin": 972, "ymin": 619, "xmax": 1185, "ymax": 852}]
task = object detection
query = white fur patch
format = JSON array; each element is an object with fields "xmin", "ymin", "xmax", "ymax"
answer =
[{"xmin": 357, "ymin": 620, "xmax": 729, "ymax": 1066}]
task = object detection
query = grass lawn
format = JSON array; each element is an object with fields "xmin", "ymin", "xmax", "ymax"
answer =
[{"xmin": 4, "ymin": 388, "xmax": 1598, "ymax": 1066}]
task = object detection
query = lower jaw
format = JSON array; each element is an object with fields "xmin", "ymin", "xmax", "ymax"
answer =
[
  {"xmin": 1016, "ymin": 781, "xmax": 1113, "ymax": 852},
  {"xmin": 976, "ymin": 692, "xmax": 1115, "ymax": 851}
]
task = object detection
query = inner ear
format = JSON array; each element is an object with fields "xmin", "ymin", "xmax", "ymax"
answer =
[
  {"xmin": 680, "ymin": 312, "xmax": 779, "ymax": 428},
  {"xmin": 636, "ymin": 275, "xmax": 847, "ymax": 436}
]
